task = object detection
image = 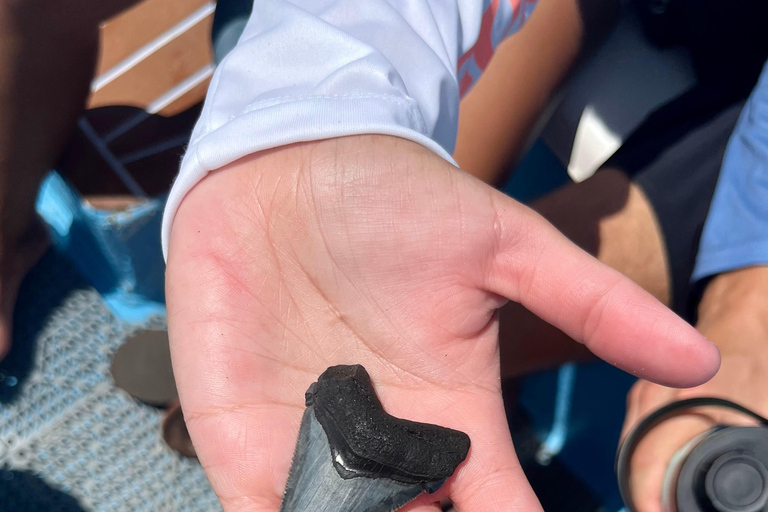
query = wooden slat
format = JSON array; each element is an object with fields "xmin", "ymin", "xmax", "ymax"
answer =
[
  {"xmin": 157, "ymin": 76, "xmax": 211, "ymax": 116},
  {"xmin": 97, "ymin": 0, "xmax": 211, "ymax": 76},
  {"xmin": 89, "ymin": 13, "xmax": 213, "ymax": 110}
]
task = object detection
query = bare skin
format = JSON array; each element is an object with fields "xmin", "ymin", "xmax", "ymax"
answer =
[
  {"xmin": 499, "ymin": 169, "xmax": 671, "ymax": 377},
  {"xmin": 0, "ymin": 0, "xmax": 620, "ymax": 369},
  {"xmin": 454, "ymin": 0, "xmax": 619, "ymax": 183},
  {"xmin": 450, "ymin": 0, "xmax": 665, "ymax": 377},
  {"xmin": 0, "ymin": 0, "xmax": 138, "ymax": 358},
  {"xmin": 622, "ymin": 266, "xmax": 768, "ymax": 512},
  {"xmin": 0, "ymin": 3, "xmax": 721, "ymax": 510},
  {"xmin": 454, "ymin": 12, "xmax": 766, "ymax": 509},
  {"xmin": 165, "ymin": 134, "xmax": 718, "ymax": 512},
  {"xmin": 460, "ymin": 67, "xmax": 765, "ymax": 502}
]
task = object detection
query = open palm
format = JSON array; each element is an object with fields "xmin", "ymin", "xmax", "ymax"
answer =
[{"xmin": 165, "ymin": 135, "xmax": 718, "ymax": 512}]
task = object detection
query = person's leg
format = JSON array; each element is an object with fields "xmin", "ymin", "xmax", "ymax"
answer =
[
  {"xmin": 453, "ymin": 0, "xmax": 619, "ymax": 183},
  {"xmin": 0, "ymin": 0, "xmax": 138, "ymax": 357}
]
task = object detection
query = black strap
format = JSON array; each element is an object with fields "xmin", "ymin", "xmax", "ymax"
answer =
[{"xmin": 616, "ymin": 397, "xmax": 768, "ymax": 512}]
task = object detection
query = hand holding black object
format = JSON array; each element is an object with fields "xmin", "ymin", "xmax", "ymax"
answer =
[{"xmin": 165, "ymin": 135, "xmax": 719, "ymax": 512}]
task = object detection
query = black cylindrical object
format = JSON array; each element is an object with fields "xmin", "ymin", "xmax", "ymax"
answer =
[
  {"xmin": 669, "ymin": 427, "xmax": 768, "ymax": 512},
  {"xmin": 617, "ymin": 398, "xmax": 768, "ymax": 512}
]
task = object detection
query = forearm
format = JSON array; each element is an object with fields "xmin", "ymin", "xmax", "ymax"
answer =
[
  {"xmin": 454, "ymin": 0, "xmax": 619, "ymax": 184},
  {"xmin": 162, "ymin": 0, "xmax": 544, "ymax": 258}
]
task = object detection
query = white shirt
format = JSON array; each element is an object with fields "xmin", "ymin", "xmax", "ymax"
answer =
[{"xmin": 162, "ymin": 0, "xmax": 537, "ymax": 257}]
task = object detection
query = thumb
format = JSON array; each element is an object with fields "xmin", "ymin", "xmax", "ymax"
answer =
[{"xmin": 485, "ymin": 192, "xmax": 720, "ymax": 388}]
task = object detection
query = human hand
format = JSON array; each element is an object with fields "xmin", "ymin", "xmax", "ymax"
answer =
[
  {"xmin": 622, "ymin": 267, "xmax": 768, "ymax": 512},
  {"xmin": 165, "ymin": 135, "xmax": 718, "ymax": 512}
]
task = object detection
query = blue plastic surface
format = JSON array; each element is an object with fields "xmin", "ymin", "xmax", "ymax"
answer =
[
  {"xmin": 0, "ymin": 173, "xmax": 219, "ymax": 511},
  {"xmin": 36, "ymin": 172, "xmax": 166, "ymax": 324}
]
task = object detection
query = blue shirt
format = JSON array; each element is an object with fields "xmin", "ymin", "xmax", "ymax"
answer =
[{"xmin": 692, "ymin": 60, "xmax": 768, "ymax": 281}]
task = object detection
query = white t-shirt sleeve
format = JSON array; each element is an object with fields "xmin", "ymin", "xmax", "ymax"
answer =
[{"xmin": 162, "ymin": 0, "xmax": 530, "ymax": 257}]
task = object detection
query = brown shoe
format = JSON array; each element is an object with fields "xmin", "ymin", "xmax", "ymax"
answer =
[{"xmin": 110, "ymin": 329, "xmax": 178, "ymax": 407}]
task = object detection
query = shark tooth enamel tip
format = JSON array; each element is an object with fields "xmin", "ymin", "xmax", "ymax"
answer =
[{"xmin": 279, "ymin": 364, "xmax": 470, "ymax": 512}]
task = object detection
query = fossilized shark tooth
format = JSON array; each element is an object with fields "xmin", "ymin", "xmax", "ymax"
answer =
[{"xmin": 279, "ymin": 365, "xmax": 470, "ymax": 512}]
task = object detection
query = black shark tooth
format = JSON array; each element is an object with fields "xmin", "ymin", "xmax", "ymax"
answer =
[{"xmin": 279, "ymin": 364, "xmax": 470, "ymax": 512}]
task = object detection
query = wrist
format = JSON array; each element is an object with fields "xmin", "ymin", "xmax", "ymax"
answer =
[
  {"xmin": 696, "ymin": 266, "xmax": 768, "ymax": 355},
  {"xmin": 167, "ymin": 134, "xmax": 448, "ymax": 259}
]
